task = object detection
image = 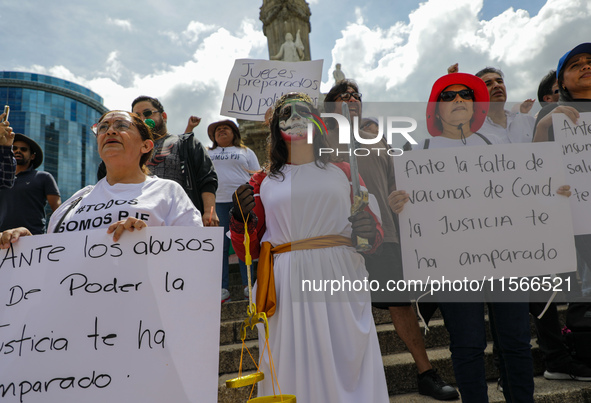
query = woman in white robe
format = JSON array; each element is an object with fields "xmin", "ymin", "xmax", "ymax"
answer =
[{"xmin": 230, "ymin": 93, "xmax": 389, "ymax": 403}]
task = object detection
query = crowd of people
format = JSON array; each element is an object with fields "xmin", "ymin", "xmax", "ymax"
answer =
[{"xmin": 1, "ymin": 41, "xmax": 591, "ymax": 403}]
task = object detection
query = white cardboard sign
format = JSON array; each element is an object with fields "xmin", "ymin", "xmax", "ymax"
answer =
[
  {"xmin": 220, "ymin": 58, "xmax": 323, "ymax": 121},
  {"xmin": 394, "ymin": 142, "xmax": 576, "ymax": 283},
  {"xmin": 552, "ymin": 111, "xmax": 591, "ymax": 235},
  {"xmin": 0, "ymin": 226, "xmax": 223, "ymax": 403}
]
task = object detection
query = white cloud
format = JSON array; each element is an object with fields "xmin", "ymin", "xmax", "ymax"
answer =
[
  {"xmin": 183, "ymin": 21, "xmax": 217, "ymax": 43},
  {"xmin": 323, "ymin": 0, "xmax": 591, "ymax": 104},
  {"xmin": 105, "ymin": 51, "xmax": 123, "ymax": 81},
  {"xmin": 106, "ymin": 18, "xmax": 133, "ymax": 31},
  {"xmin": 10, "ymin": 0, "xmax": 591, "ymax": 146}
]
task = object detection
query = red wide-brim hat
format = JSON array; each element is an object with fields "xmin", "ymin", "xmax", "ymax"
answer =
[{"xmin": 426, "ymin": 72, "xmax": 490, "ymax": 137}]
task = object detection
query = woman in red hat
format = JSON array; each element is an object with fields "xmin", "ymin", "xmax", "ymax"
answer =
[
  {"xmin": 392, "ymin": 73, "xmax": 537, "ymax": 402},
  {"xmin": 419, "ymin": 72, "xmax": 504, "ymax": 148}
]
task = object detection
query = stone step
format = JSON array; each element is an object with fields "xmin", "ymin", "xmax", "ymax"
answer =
[
  {"xmin": 389, "ymin": 376, "xmax": 591, "ymax": 403},
  {"xmin": 217, "ymin": 338, "xmax": 546, "ymax": 390},
  {"xmin": 218, "ymin": 376, "xmax": 591, "ymax": 403},
  {"xmin": 216, "ymin": 340, "xmax": 573, "ymax": 403},
  {"xmin": 219, "ymin": 306, "xmax": 558, "ymax": 358}
]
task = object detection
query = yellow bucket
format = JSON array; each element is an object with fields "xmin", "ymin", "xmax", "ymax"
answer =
[
  {"xmin": 225, "ymin": 372, "xmax": 264, "ymax": 388},
  {"xmin": 248, "ymin": 395, "xmax": 296, "ymax": 403}
]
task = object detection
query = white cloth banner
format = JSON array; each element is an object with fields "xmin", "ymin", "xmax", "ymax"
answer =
[
  {"xmin": 394, "ymin": 142, "xmax": 576, "ymax": 283},
  {"xmin": 552, "ymin": 112, "xmax": 591, "ymax": 235},
  {"xmin": 0, "ymin": 226, "xmax": 223, "ymax": 403},
  {"xmin": 220, "ymin": 58, "xmax": 323, "ymax": 121}
]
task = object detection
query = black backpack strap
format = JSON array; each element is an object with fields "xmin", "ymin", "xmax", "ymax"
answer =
[
  {"xmin": 474, "ymin": 132, "xmax": 492, "ymax": 145},
  {"xmin": 53, "ymin": 188, "xmax": 92, "ymax": 233}
]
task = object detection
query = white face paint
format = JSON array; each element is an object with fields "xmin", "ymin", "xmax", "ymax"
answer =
[{"xmin": 278, "ymin": 101, "xmax": 313, "ymax": 142}]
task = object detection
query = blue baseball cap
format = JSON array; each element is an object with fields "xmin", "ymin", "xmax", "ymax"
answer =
[{"xmin": 556, "ymin": 43, "xmax": 591, "ymax": 79}]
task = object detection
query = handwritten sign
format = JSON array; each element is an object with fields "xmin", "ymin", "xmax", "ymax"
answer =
[
  {"xmin": 552, "ymin": 112, "xmax": 591, "ymax": 235},
  {"xmin": 0, "ymin": 226, "xmax": 223, "ymax": 403},
  {"xmin": 394, "ymin": 142, "xmax": 576, "ymax": 283},
  {"xmin": 220, "ymin": 59, "xmax": 323, "ymax": 121}
]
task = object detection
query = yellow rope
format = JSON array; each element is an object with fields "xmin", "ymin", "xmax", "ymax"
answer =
[{"xmin": 233, "ymin": 188, "xmax": 286, "ymax": 399}]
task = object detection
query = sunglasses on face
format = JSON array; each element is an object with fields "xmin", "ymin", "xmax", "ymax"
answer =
[
  {"xmin": 95, "ymin": 120, "xmax": 133, "ymax": 136},
  {"xmin": 338, "ymin": 92, "xmax": 362, "ymax": 101},
  {"xmin": 279, "ymin": 103, "xmax": 313, "ymax": 120},
  {"xmin": 139, "ymin": 110, "xmax": 160, "ymax": 118},
  {"xmin": 13, "ymin": 146, "xmax": 29, "ymax": 152},
  {"xmin": 439, "ymin": 89, "xmax": 474, "ymax": 102}
]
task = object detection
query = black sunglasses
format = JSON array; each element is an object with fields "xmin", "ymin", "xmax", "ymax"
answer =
[
  {"xmin": 439, "ymin": 89, "xmax": 474, "ymax": 102},
  {"xmin": 139, "ymin": 109, "xmax": 160, "ymax": 118},
  {"xmin": 339, "ymin": 92, "xmax": 362, "ymax": 101}
]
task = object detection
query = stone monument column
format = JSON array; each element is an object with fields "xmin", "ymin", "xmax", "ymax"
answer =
[
  {"xmin": 239, "ymin": 0, "xmax": 313, "ymax": 165},
  {"xmin": 260, "ymin": 0, "xmax": 312, "ymax": 62}
]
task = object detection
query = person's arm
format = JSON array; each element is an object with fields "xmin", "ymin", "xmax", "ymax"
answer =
[
  {"xmin": 184, "ymin": 116, "xmax": 201, "ymax": 134},
  {"xmin": 187, "ymin": 135, "xmax": 218, "ymax": 214},
  {"xmin": 388, "ymin": 190, "xmax": 410, "ymax": 214},
  {"xmin": 44, "ymin": 173, "xmax": 62, "ymax": 212},
  {"xmin": 230, "ymin": 173, "xmax": 267, "ymax": 260},
  {"xmin": 0, "ymin": 145, "xmax": 16, "ymax": 189},
  {"xmin": 47, "ymin": 194, "xmax": 62, "ymax": 212},
  {"xmin": 519, "ymin": 99, "xmax": 535, "ymax": 114},
  {"xmin": 0, "ymin": 114, "xmax": 15, "ymax": 189},
  {"xmin": 201, "ymin": 191, "xmax": 218, "ymax": 226},
  {"xmin": 533, "ymin": 105, "xmax": 579, "ymax": 142}
]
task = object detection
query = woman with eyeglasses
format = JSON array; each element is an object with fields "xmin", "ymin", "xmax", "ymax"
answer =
[
  {"xmin": 393, "ymin": 73, "xmax": 539, "ymax": 402},
  {"xmin": 230, "ymin": 92, "xmax": 389, "ymax": 403},
  {"xmin": 0, "ymin": 110, "xmax": 202, "ymax": 247}
]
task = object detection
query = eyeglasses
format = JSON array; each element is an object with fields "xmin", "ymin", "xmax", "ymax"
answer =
[
  {"xmin": 95, "ymin": 120, "xmax": 133, "ymax": 135},
  {"xmin": 279, "ymin": 103, "xmax": 313, "ymax": 120},
  {"xmin": 13, "ymin": 146, "xmax": 29, "ymax": 152},
  {"xmin": 338, "ymin": 92, "xmax": 362, "ymax": 101},
  {"xmin": 439, "ymin": 89, "xmax": 474, "ymax": 102},
  {"xmin": 138, "ymin": 109, "xmax": 160, "ymax": 118}
]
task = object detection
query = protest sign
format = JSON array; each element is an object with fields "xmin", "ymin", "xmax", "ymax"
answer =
[
  {"xmin": 220, "ymin": 59, "xmax": 323, "ymax": 121},
  {"xmin": 0, "ymin": 226, "xmax": 223, "ymax": 403},
  {"xmin": 394, "ymin": 142, "xmax": 576, "ymax": 284},
  {"xmin": 552, "ymin": 111, "xmax": 591, "ymax": 235}
]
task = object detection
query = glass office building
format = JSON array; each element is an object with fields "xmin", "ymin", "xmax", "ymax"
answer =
[{"xmin": 0, "ymin": 71, "xmax": 109, "ymax": 201}]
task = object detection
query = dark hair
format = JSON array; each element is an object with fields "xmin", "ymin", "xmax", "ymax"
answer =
[
  {"xmin": 210, "ymin": 124, "xmax": 244, "ymax": 150},
  {"xmin": 323, "ymin": 79, "xmax": 360, "ymax": 130},
  {"xmin": 537, "ymin": 70, "xmax": 557, "ymax": 105},
  {"xmin": 557, "ymin": 67, "xmax": 576, "ymax": 103},
  {"xmin": 475, "ymin": 67, "xmax": 504, "ymax": 79},
  {"xmin": 324, "ymin": 79, "xmax": 360, "ymax": 112},
  {"xmin": 268, "ymin": 93, "xmax": 333, "ymax": 179},
  {"xmin": 131, "ymin": 96, "xmax": 164, "ymax": 113},
  {"xmin": 97, "ymin": 110, "xmax": 155, "ymax": 174}
]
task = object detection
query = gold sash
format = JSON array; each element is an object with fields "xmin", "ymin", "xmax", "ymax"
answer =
[{"xmin": 256, "ymin": 235, "xmax": 353, "ymax": 317}]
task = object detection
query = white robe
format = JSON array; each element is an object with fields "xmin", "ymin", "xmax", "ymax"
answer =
[{"xmin": 255, "ymin": 163, "xmax": 389, "ymax": 403}]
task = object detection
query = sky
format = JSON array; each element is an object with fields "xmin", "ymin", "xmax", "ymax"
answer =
[{"xmin": 3, "ymin": 0, "xmax": 591, "ymax": 144}]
